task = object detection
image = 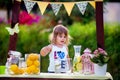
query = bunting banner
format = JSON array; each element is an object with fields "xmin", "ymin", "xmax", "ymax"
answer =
[
  {"xmin": 23, "ymin": 0, "xmax": 36, "ymax": 13},
  {"xmin": 23, "ymin": 0, "xmax": 99, "ymax": 16},
  {"xmin": 76, "ymin": 2, "xmax": 88, "ymax": 15},
  {"xmin": 51, "ymin": 3, "xmax": 62, "ymax": 15},
  {"xmin": 37, "ymin": 2, "xmax": 49, "ymax": 15},
  {"xmin": 63, "ymin": 2, "xmax": 75, "ymax": 16}
]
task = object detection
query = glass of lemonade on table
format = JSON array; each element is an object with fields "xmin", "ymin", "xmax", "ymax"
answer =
[{"xmin": 66, "ymin": 58, "xmax": 73, "ymax": 74}]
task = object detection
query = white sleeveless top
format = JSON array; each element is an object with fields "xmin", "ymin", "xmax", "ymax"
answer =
[{"xmin": 48, "ymin": 44, "xmax": 68, "ymax": 72}]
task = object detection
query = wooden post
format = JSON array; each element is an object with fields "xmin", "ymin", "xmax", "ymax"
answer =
[
  {"xmin": 8, "ymin": 0, "xmax": 21, "ymax": 54},
  {"xmin": 96, "ymin": 1, "xmax": 105, "ymax": 49}
]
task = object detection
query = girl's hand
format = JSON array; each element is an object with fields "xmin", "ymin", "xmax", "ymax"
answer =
[
  {"xmin": 40, "ymin": 44, "xmax": 52, "ymax": 56},
  {"xmin": 46, "ymin": 44, "xmax": 52, "ymax": 52}
]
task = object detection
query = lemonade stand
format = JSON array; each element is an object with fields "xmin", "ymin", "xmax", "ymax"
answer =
[{"xmin": 0, "ymin": 0, "xmax": 113, "ymax": 80}]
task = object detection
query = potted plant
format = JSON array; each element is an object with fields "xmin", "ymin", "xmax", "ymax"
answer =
[{"xmin": 90, "ymin": 48, "xmax": 110, "ymax": 76}]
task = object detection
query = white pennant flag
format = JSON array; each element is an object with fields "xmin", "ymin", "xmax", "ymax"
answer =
[
  {"xmin": 76, "ymin": 2, "xmax": 88, "ymax": 15},
  {"xmin": 23, "ymin": 0, "xmax": 36, "ymax": 13},
  {"xmin": 51, "ymin": 3, "xmax": 62, "ymax": 16}
]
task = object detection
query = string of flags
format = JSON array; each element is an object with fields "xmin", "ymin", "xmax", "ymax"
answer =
[
  {"xmin": 5, "ymin": 0, "xmax": 103, "ymax": 35},
  {"xmin": 23, "ymin": 0, "xmax": 99, "ymax": 16}
]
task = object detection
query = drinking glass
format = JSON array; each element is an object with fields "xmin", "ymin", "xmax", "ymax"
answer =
[{"xmin": 66, "ymin": 58, "xmax": 73, "ymax": 74}]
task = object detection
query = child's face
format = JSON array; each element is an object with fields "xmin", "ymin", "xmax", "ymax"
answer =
[{"xmin": 56, "ymin": 33, "xmax": 66, "ymax": 46}]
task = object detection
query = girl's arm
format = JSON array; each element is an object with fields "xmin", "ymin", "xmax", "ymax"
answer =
[{"xmin": 40, "ymin": 44, "xmax": 52, "ymax": 56}]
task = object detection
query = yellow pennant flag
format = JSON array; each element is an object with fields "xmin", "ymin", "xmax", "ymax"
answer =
[
  {"xmin": 37, "ymin": 2, "xmax": 49, "ymax": 15},
  {"xmin": 95, "ymin": 0, "xmax": 103, "ymax": 2},
  {"xmin": 63, "ymin": 2, "xmax": 75, "ymax": 16},
  {"xmin": 16, "ymin": 0, "xmax": 21, "ymax": 2},
  {"xmin": 89, "ymin": 1, "xmax": 96, "ymax": 9}
]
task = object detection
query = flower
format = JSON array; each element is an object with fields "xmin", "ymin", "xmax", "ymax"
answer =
[
  {"xmin": 90, "ymin": 48, "xmax": 110, "ymax": 66},
  {"xmin": 19, "ymin": 11, "xmax": 41, "ymax": 25}
]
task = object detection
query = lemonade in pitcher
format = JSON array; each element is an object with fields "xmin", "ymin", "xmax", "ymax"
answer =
[{"xmin": 73, "ymin": 45, "xmax": 82, "ymax": 73}]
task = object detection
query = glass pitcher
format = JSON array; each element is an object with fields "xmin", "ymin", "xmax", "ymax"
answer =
[{"xmin": 73, "ymin": 45, "xmax": 82, "ymax": 73}]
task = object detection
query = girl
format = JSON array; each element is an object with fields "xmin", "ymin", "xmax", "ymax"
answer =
[{"xmin": 40, "ymin": 24, "xmax": 71, "ymax": 73}]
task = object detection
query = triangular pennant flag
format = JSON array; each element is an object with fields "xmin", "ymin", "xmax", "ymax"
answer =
[
  {"xmin": 23, "ymin": 0, "xmax": 36, "ymax": 13},
  {"xmin": 63, "ymin": 2, "xmax": 75, "ymax": 16},
  {"xmin": 76, "ymin": 2, "xmax": 88, "ymax": 15},
  {"xmin": 51, "ymin": 3, "xmax": 62, "ymax": 16},
  {"xmin": 95, "ymin": 0, "xmax": 103, "ymax": 1},
  {"xmin": 37, "ymin": 2, "xmax": 49, "ymax": 15},
  {"xmin": 89, "ymin": 1, "xmax": 96, "ymax": 9}
]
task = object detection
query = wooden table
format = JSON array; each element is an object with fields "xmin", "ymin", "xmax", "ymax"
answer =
[{"xmin": 0, "ymin": 72, "xmax": 113, "ymax": 80}]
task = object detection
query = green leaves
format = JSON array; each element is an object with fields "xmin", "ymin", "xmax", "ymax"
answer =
[{"xmin": 91, "ymin": 53, "xmax": 110, "ymax": 66}]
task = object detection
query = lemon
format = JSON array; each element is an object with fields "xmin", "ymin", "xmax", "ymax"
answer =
[
  {"xmin": 28, "ymin": 53, "xmax": 39, "ymax": 61},
  {"xmin": 14, "ymin": 70, "xmax": 20, "ymax": 74},
  {"xmin": 26, "ymin": 65, "xmax": 36, "ymax": 74},
  {"xmin": 26, "ymin": 67, "xmax": 32, "ymax": 74},
  {"xmin": 10, "ymin": 64, "xmax": 19, "ymax": 72},
  {"xmin": 76, "ymin": 63, "xmax": 82, "ymax": 71},
  {"xmin": 19, "ymin": 68, "xmax": 24, "ymax": 74},
  {"xmin": 26, "ymin": 59, "xmax": 33, "ymax": 67},
  {"xmin": 33, "ymin": 67, "xmax": 40, "ymax": 74},
  {"xmin": 77, "ymin": 56, "xmax": 81, "ymax": 62},
  {"xmin": 34, "ymin": 60, "xmax": 40, "ymax": 67},
  {"xmin": 30, "ymin": 65, "xmax": 36, "ymax": 72}
]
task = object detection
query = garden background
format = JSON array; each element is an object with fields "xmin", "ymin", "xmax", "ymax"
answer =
[{"xmin": 0, "ymin": 0, "xmax": 120, "ymax": 80}]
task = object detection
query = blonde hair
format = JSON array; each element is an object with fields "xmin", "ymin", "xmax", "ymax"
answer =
[{"xmin": 49, "ymin": 25, "xmax": 71, "ymax": 45}]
